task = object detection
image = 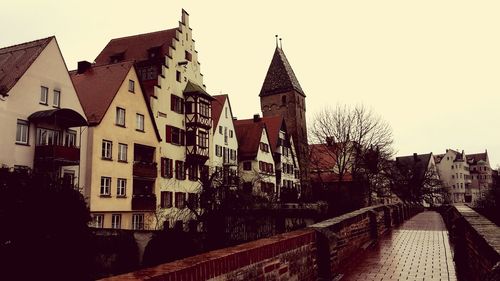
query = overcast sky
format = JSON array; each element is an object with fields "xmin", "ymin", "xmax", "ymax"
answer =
[{"xmin": 2, "ymin": 1, "xmax": 499, "ymax": 167}]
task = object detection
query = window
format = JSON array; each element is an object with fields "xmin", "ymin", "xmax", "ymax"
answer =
[
  {"xmin": 160, "ymin": 191, "xmax": 173, "ymax": 208},
  {"xmin": 16, "ymin": 120, "xmax": 29, "ymax": 144},
  {"xmin": 161, "ymin": 158, "xmax": 173, "ymax": 178},
  {"xmin": 93, "ymin": 214, "xmax": 104, "ymax": 228},
  {"xmin": 102, "ymin": 140, "xmax": 112, "ymax": 159},
  {"xmin": 117, "ymin": 178, "xmax": 126, "ymax": 197},
  {"xmin": 225, "ymin": 107, "xmax": 228, "ymax": 118},
  {"xmin": 243, "ymin": 161, "xmax": 252, "ymax": 171},
  {"xmin": 118, "ymin": 143, "xmax": 127, "ymax": 162},
  {"xmin": 215, "ymin": 145, "xmax": 222, "ymax": 157},
  {"xmin": 53, "ymin": 90, "xmax": 61, "ymax": 107},
  {"xmin": 111, "ymin": 214, "xmax": 121, "ymax": 229},
  {"xmin": 229, "ymin": 130, "xmax": 233, "ymax": 138},
  {"xmin": 128, "ymin": 80, "xmax": 135, "ymax": 93},
  {"xmin": 167, "ymin": 126, "xmax": 185, "ymax": 145},
  {"xmin": 188, "ymin": 164, "xmax": 198, "ymax": 181},
  {"xmin": 198, "ymin": 131, "xmax": 208, "ymax": 148},
  {"xmin": 175, "ymin": 192, "xmax": 186, "ymax": 209},
  {"xmin": 132, "ymin": 214, "xmax": 144, "ymax": 230},
  {"xmin": 64, "ymin": 130, "xmax": 76, "ymax": 147},
  {"xmin": 219, "ymin": 126, "xmax": 222, "ymax": 134},
  {"xmin": 36, "ymin": 128, "xmax": 60, "ymax": 145},
  {"xmin": 176, "ymin": 71, "xmax": 181, "ymax": 82},
  {"xmin": 40, "ymin": 86, "xmax": 48, "ymax": 105},
  {"xmin": 170, "ymin": 95, "xmax": 184, "ymax": 114},
  {"xmin": 136, "ymin": 114, "xmax": 145, "ymax": 132},
  {"xmin": 199, "ymin": 102, "xmax": 210, "ymax": 117},
  {"xmin": 100, "ymin": 177, "xmax": 111, "ymax": 196},
  {"xmin": 175, "ymin": 161, "xmax": 185, "ymax": 180},
  {"xmin": 116, "ymin": 107, "xmax": 126, "ymax": 126},
  {"xmin": 260, "ymin": 142, "xmax": 269, "ymax": 153}
]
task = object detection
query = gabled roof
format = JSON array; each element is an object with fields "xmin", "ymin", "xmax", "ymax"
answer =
[
  {"xmin": 70, "ymin": 61, "xmax": 134, "ymax": 125},
  {"xmin": 0, "ymin": 37, "xmax": 53, "ymax": 96},
  {"xmin": 233, "ymin": 116, "xmax": 284, "ymax": 153},
  {"xmin": 396, "ymin": 153, "xmax": 433, "ymax": 180},
  {"xmin": 466, "ymin": 152, "xmax": 488, "ymax": 165},
  {"xmin": 260, "ymin": 47, "xmax": 305, "ymax": 97},
  {"xmin": 234, "ymin": 120, "xmax": 267, "ymax": 160},
  {"xmin": 94, "ymin": 28, "xmax": 178, "ymax": 65},
  {"xmin": 211, "ymin": 95, "xmax": 227, "ymax": 133}
]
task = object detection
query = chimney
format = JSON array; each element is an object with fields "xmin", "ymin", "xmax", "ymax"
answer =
[
  {"xmin": 253, "ymin": 114, "xmax": 261, "ymax": 122},
  {"xmin": 77, "ymin": 61, "xmax": 92, "ymax": 74},
  {"xmin": 413, "ymin": 153, "xmax": 418, "ymax": 161}
]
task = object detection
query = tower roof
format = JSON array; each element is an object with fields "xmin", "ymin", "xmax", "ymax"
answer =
[{"xmin": 259, "ymin": 47, "xmax": 305, "ymax": 97}]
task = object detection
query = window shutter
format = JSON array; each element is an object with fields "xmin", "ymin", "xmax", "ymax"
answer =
[
  {"xmin": 169, "ymin": 159, "xmax": 173, "ymax": 178},
  {"xmin": 165, "ymin": 125, "xmax": 172, "ymax": 143},
  {"xmin": 171, "ymin": 95, "xmax": 175, "ymax": 111},
  {"xmin": 180, "ymin": 98, "xmax": 185, "ymax": 114},
  {"xmin": 180, "ymin": 130, "xmax": 185, "ymax": 145},
  {"xmin": 160, "ymin": 158, "xmax": 166, "ymax": 177}
]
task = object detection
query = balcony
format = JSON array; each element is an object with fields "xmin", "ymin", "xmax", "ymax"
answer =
[
  {"xmin": 35, "ymin": 145, "xmax": 80, "ymax": 165},
  {"xmin": 131, "ymin": 194, "xmax": 156, "ymax": 211},
  {"xmin": 133, "ymin": 161, "xmax": 158, "ymax": 178}
]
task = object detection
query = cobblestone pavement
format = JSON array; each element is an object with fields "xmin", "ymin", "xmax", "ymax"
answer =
[{"xmin": 340, "ymin": 211, "xmax": 457, "ymax": 281}]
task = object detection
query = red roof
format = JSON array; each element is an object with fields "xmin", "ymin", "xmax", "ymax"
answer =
[
  {"xmin": 70, "ymin": 62, "xmax": 134, "ymax": 125},
  {"xmin": 211, "ymin": 95, "xmax": 227, "ymax": 133},
  {"xmin": 233, "ymin": 116, "xmax": 283, "ymax": 153},
  {"xmin": 234, "ymin": 120, "xmax": 267, "ymax": 160},
  {"xmin": 0, "ymin": 37, "xmax": 53, "ymax": 96},
  {"xmin": 309, "ymin": 143, "xmax": 353, "ymax": 183},
  {"xmin": 94, "ymin": 29, "xmax": 178, "ymax": 65}
]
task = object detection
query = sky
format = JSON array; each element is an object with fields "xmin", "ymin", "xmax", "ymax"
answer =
[{"xmin": 2, "ymin": 1, "xmax": 499, "ymax": 167}]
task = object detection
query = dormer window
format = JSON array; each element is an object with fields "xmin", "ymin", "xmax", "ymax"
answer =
[{"xmin": 110, "ymin": 52, "xmax": 125, "ymax": 63}]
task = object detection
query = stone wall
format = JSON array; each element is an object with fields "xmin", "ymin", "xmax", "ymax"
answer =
[
  {"xmin": 441, "ymin": 205, "xmax": 500, "ymax": 281},
  {"xmin": 99, "ymin": 203, "xmax": 423, "ymax": 281}
]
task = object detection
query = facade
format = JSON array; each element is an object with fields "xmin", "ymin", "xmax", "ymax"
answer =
[
  {"xmin": 71, "ymin": 61, "xmax": 160, "ymax": 230},
  {"xmin": 234, "ymin": 115, "xmax": 300, "ymax": 200},
  {"xmin": 466, "ymin": 151, "xmax": 493, "ymax": 205},
  {"xmin": 94, "ymin": 10, "xmax": 212, "ymax": 228},
  {"xmin": 234, "ymin": 116, "xmax": 276, "ymax": 198},
  {"xmin": 259, "ymin": 46, "xmax": 309, "ymax": 194},
  {"xmin": 0, "ymin": 37, "xmax": 87, "ymax": 186},
  {"xmin": 434, "ymin": 149, "xmax": 471, "ymax": 203},
  {"xmin": 210, "ymin": 95, "xmax": 238, "ymax": 187}
]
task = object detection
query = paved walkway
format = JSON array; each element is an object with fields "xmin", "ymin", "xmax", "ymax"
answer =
[{"xmin": 340, "ymin": 211, "xmax": 457, "ymax": 281}]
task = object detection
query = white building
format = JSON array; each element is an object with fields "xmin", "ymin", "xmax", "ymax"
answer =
[
  {"xmin": 234, "ymin": 115, "xmax": 277, "ymax": 198},
  {"xmin": 0, "ymin": 37, "xmax": 87, "ymax": 186},
  {"xmin": 466, "ymin": 151, "xmax": 493, "ymax": 205},
  {"xmin": 435, "ymin": 149, "xmax": 471, "ymax": 203},
  {"xmin": 210, "ymin": 95, "xmax": 238, "ymax": 187}
]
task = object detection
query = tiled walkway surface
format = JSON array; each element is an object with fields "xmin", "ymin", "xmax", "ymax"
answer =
[{"xmin": 340, "ymin": 211, "xmax": 457, "ymax": 281}]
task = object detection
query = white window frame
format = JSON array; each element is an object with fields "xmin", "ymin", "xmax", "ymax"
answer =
[
  {"xmin": 136, "ymin": 113, "xmax": 145, "ymax": 131},
  {"xmin": 116, "ymin": 107, "xmax": 126, "ymax": 126},
  {"xmin": 53, "ymin": 89, "xmax": 61, "ymax": 107},
  {"xmin": 111, "ymin": 214, "xmax": 121, "ymax": 229},
  {"xmin": 128, "ymin": 79, "xmax": 135, "ymax": 93},
  {"xmin": 118, "ymin": 143, "xmax": 127, "ymax": 162},
  {"xmin": 16, "ymin": 119, "xmax": 29, "ymax": 144},
  {"xmin": 65, "ymin": 130, "xmax": 77, "ymax": 147},
  {"xmin": 132, "ymin": 214, "xmax": 144, "ymax": 230},
  {"xmin": 117, "ymin": 178, "xmax": 126, "ymax": 197},
  {"xmin": 100, "ymin": 176, "xmax": 111, "ymax": 196},
  {"xmin": 40, "ymin": 86, "xmax": 48, "ymax": 105},
  {"xmin": 102, "ymin": 140, "xmax": 112, "ymax": 159},
  {"xmin": 94, "ymin": 214, "xmax": 104, "ymax": 228}
]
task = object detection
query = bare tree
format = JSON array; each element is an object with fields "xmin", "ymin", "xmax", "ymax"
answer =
[{"xmin": 309, "ymin": 104, "xmax": 395, "ymax": 204}]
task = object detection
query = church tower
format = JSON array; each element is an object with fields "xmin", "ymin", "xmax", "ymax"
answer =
[{"xmin": 259, "ymin": 44, "xmax": 309, "ymax": 189}]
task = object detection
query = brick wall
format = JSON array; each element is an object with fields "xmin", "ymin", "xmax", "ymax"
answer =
[
  {"xmin": 99, "ymin": 203, "xmax": 422, "ymax": 281},
  {"xmin": 441, "ymin": 205, "xmax": 500, "ymax": 281}
]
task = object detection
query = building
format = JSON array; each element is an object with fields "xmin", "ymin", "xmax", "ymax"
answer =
[
  {"xmin": 395, "ymin": 153, "xmax": 442, "ymax": 206},
  {"xmin": 466, "ymin": 150, "xmax": 493, "ymax": 205},
  {"xmin": 259, "ymin": 45, "xmax": 309, "ymax": 194},
  {"xmin": 71, "ymin": 61, "xmax": 161, "ymax": 229},
  {"xmin": 234, "ymin": 115, "xmax": 300, "ymax": 200},
  {"xmin": 434, "ymin": 149, "xmax": 471, "ymax": 203},
  {"xmin": 0, "ymin": 37, "xmax": 87, "ymax": 186},
  {"xmin": 309, "ymin": 142, "xmax": 354, "ymax": 189},
  {"xmin": 210, "ymin": 95, "xmax": 238, "ymax": 187},
  {"xmin": 234, "ymin": 116, "xmax": 276, "ymax": 198},
  {"xmin": 94, "ymin": 10, "xmax": 213, "ymax": 228}
]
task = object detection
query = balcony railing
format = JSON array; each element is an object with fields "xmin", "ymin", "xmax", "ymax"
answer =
[
  {"xmin": 131, "ymin": 194, "xmax": 156, "ymax": 211},
  {"xmin": 133, "ymin": 161, "xmax": 157, "ymax": 178},
  {"xmin": 34, "ymin": 145, "xmax": 80, "ymax": 165}
]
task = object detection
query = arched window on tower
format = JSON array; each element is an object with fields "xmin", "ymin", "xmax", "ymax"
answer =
[{"xmin": 281, "ymin": 95, "xmax": 287, "ymax": 105}]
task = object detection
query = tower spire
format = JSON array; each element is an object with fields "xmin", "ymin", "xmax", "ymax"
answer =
[
  {"xmin": 275, "ymin": 35, "xmax": 279, "ymax": 48},
  {"xmin": 279, "ymin": 38, "xmax": 282, "ymax": 49}
]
